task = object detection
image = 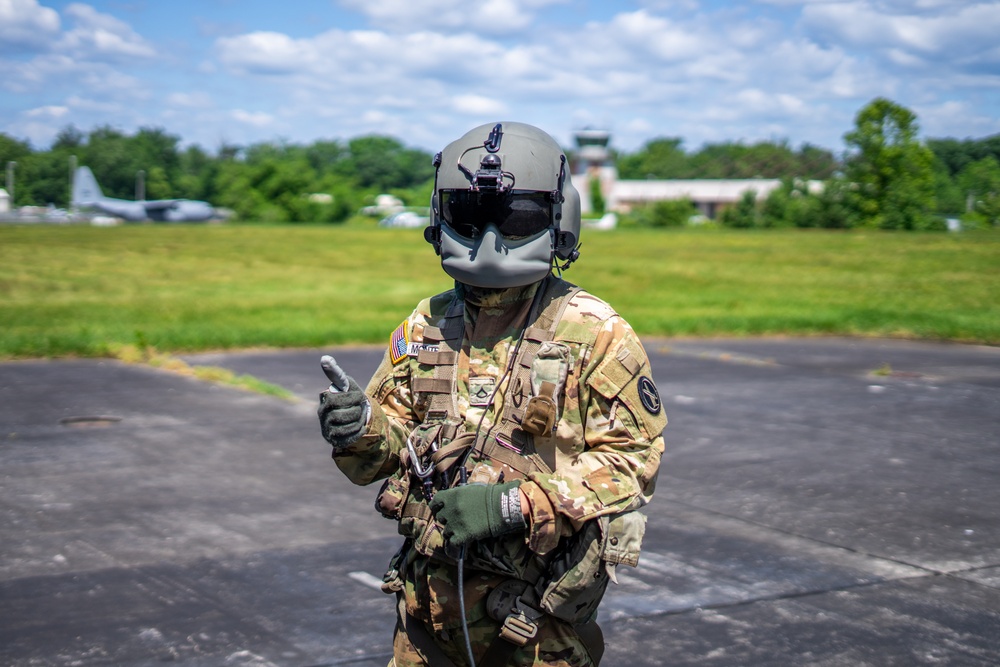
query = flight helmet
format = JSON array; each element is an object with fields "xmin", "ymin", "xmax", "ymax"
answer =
[{"xmin": 424, "ymin": 122, "xmax": 581, "ymax": 289}]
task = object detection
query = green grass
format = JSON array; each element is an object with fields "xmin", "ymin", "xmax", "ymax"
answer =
[{"xmin": 1, "ymin": 224, "xmax": 998, "ymax": 360}]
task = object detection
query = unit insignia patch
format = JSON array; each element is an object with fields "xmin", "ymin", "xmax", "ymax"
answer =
[{"xmin": 637, "ymin": 376, "xmax": 661, "ymax": 415}]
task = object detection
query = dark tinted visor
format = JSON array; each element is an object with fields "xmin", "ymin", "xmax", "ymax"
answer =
[{"xmin": 440, "ymin": 190, "xmax": 552, "ymax": 240}]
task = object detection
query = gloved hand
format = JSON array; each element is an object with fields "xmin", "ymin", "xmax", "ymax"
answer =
[
  {"xmin": 317, "ymin": 377, "xmax": 369, "ymax": 451},
  {"xmin": 429, "ymin": 481, "xmax": 526, "ymax": 547}
]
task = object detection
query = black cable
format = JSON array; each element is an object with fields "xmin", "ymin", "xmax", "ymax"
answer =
[{"xmin": 454, "ymin": 277, "xmax": 549, "ymax": 667}]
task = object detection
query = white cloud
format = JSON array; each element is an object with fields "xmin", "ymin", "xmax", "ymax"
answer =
[
  {"xmin": 25, "ymin": 104, "xmax": 69, "ymax": 118},
  {"xmin": 0, "ymin": 0, "xmax": 60, "ymax": 51},
  {"xmin": 0, "ymin": 53, "xmax": 73, "ymax": 92},
  {"xmin": 917, "ymin": 99, "xmax": 1000, "ymax": 139},
  {"xmin": 6, "ymin": 119, "xmax": 64, "ymax": 147},
  {"xmin": 606, "ymin": 10, "xmax": 704, "ymax": 62},
  {"xmin": 231, "ymin": 109, "xmax": 274, "ymax": 127},
  {"xmin": 217, "ymin": 28, "xmax": 511, "ymax": 84},
  {"xmin": 801, "ymin": 1, "xmax": 1000, "ymax": 69},
  {"xmin": 210, "ymin": 7, "xmax": 896, "ymax": 149},
  {"xmin": 66, "ymin": 94, "xmax": 124, "ymax": 113},
  {"xmin": 59, "ymin": 2, "xmax": 156, "ymax": 60},
  {"xmin": 3, "ymin": 1, "xmax": 996, "ymax": 154},
  {"xmin": 216, "ymin": 31, "xmax": 311, "ymax": 75},
  {"xmin": 452, "ymin": 94, "xmax": 509, "ymax": 115},
  {"xmin": 166, "ymin": 92, "xmax": 213, "ymax": 108},
  {"xmin": 337, "ymin": 0, "xmax": 568, "ymax": 34}
]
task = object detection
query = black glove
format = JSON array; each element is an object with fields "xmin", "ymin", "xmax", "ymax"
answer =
[
  {"xmin": 317, "ymin": 377, "xmax": 369, "ymax": 451},
  {"xmin": 429, "ymin": 481, "xmax": 526, "ymax": 547}
]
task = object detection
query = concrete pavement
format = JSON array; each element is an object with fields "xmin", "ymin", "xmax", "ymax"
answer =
[{"xmin": 2, "ymin": 337, "xmax": 999, "ymax": 666}]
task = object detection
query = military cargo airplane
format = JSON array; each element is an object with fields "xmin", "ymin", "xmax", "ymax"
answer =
[{"xmin": 72, "ymin": 166, "xmax": 215, "ymax": 222}]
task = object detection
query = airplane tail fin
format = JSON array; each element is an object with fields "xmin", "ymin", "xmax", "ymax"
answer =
[{"xmin": 72, "ymin": 166, "xmax": 103, "ymax": 205}]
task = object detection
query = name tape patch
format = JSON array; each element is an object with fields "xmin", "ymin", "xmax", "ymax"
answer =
[{"xmin": 407, "ymin": 342, "xmax": 439, "ymax": 357}]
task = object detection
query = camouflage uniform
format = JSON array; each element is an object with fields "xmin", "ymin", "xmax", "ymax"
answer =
[{"xmin": 332, "ymin": 277, "xmax": 666, "ymax": 666}]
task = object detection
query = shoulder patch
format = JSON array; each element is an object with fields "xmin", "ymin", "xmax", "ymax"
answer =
[
  {"xmin": 637, "ymin": 376, "xmax": 662, "ymax": 415},
  {"xmin": 389, "ymin": 321, "xmax": 409, "ymax": 365}
]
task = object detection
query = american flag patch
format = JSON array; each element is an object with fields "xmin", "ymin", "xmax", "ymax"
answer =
[{"xmin": 389, "ymin": 321, "xmax": 409, "ymax": 365}]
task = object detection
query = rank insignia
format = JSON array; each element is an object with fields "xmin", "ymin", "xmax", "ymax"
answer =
[
  {"xmin": 469, "ymin": 376, "xmax": 497, "ymax": 407},
  {"xmin": 389, "ymin": 321, "xmax": 409, "ymax": 365}
]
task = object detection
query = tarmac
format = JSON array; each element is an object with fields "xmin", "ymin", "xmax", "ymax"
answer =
[{"xmin": 2, "ymin": 337, "xmax": 999, "ymax": 666}]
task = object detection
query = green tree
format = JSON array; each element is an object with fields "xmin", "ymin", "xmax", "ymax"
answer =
[
  {"xmin": 813, "ymin": 179, "xmax": 857, "ymax": 229},
  {"xmin": 931, "ymin": 158, "xmax": 964, "ymax": 217},
  {"xmin": 760, "ymin": 182, "xmax": 791, "ymax": 228},
  {"xmin": 617, "ymin": 137, "xmax": 838, "ymax": 181},
  {"xmin": 628, "ymin": 198, "xmax": 697, "ymax": 227},
  {"xmin": 588, "ymin": 176, "xmax": 605, "ymax": 216},
  {"xmin": 959, "ymin": 156, "xmax": 1000, "ymax": 227},
  {"xmin": 797, "ymin": 144, "xmax": 839, "ymax": 180},
  {"xmin": 0, "ymin": 133, "xmax": 32, "ymax": 166},
  {"xmin": 177, "ymin": 144, "xmax": 216, "ymax": 200},
  {"xmin": 927, "ymin": 134, "xmax": 1000, "ymax": 178},
  {"xmin": 143, "ymin": 165, "xmax": 172, "ymax": 200},
  {"xmin": 720, "ymin": 190, "xmax": 758, "ymax": 228},
  {"xmin": 617, "ymin": 137, "xmax": 687, "ymax": 179},
  {"xmin": 337, "ymin": 135, "xmax": 434, "ymax": 191},
  {"xmin": 18, "ymin": 151, "xmax": 76, "ymax": 206},
  {"xmin": 306, "ymin": 140, "xmax": 348, "ymax": 174},
  {"xmin": 843, "ymin": 98, "xmax": 936, "ymax": 230}
]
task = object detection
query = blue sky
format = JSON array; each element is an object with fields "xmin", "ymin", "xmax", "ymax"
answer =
[{"xmin": 2, "ymin": 0, "xmax": 998, "ymax": 155}]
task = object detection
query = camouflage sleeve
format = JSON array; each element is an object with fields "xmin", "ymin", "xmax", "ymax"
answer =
[
  {"xmin": 521, "ymin": 314, "xmax": 666, "ymax": 554},
  {"xmin": 331, "ymin": 318, "xmax": 422, "ymax": 486}
]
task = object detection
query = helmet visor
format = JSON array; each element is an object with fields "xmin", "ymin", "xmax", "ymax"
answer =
[{"xmin": 440, "ymin": 189, "xmax": 552, "ymax": 241}]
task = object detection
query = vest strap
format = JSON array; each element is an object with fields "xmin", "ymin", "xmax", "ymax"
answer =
[
  {"xmin": 489, "ymin": 277, "xmax": 581, "ymax": 475},
  {"xmin": 411, "ymin": 377, "xmax": 453, "ymax": 394},
  {"xmin": 417, "ymin": 349, "xmax": 459, "ymax": 365}
]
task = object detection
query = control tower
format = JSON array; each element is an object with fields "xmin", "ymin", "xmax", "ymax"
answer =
[
  {"xmin": 574, "ymin": 128, "xmax": 611, "ymax": 170},
  {"xmin": 571, "ymin": 128, "xmax": 617, "ymax": 216}
]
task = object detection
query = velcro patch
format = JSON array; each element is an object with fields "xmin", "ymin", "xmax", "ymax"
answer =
[
  {"xmin": 389, "ymin": 321, "xmax": 409, "ymax": 365},
  {"xmin": 468, "ymin": 376, "xmax": 497, "ymax": 406}
]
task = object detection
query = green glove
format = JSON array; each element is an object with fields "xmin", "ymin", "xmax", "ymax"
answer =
[
  {"xmin": 317, "ymin": 377, "xmax": 369, "ymax": 451},
  {"xmin": 429, "ymin": 481, "xmax": 526, "ymax": 547}
]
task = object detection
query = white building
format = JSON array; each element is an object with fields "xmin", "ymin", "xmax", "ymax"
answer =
[
  {"xmin": 570, "ymin": 129, "xmax": 817, "ymax": 220},
  {"xmin": 0, "ymin": 188, "xmax": 9, "ymax": 214},
  {"xmin": 606, "ymin": 178, "xmax": 786, "ymax": 219}
]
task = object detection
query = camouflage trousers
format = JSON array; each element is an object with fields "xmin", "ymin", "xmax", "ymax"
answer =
[{"xmin": 389, "ymin": 603, "xmax": 603, "ymax": 667}]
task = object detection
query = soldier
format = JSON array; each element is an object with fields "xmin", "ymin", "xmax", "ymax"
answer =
[{"xmin": 318, "ymin": 122, "xmax": 665, "ymax": 667}]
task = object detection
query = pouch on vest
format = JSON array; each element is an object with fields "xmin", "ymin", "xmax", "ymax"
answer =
[
  {"xmin": 375, "ymin": 472, "xmax": 411, "ymax": 521},
  {"xmin": 536, "ymin": 510, "xmax": 646, "ymax": 624},
  {"xmin": 521, "ymin": 341, "xmax": 571, "ymax": 437},
  {"xmin": 380, "ymin": 538, "xmax": 411, "ymax": 594}
]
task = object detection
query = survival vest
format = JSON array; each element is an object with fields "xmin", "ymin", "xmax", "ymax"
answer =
[{"xmin": 376, "ymin": 276, "xmax": 647, "ymax": 633}]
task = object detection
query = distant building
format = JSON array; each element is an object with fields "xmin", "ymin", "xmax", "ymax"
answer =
[
  {"xmin": 608, "ymin": 178, "xmax": 786, "ymax": 219},
  {"xmin": 0, "ymin": 188, "xmax": 9, "ymax": 214},
  {"xmin": 569, "ymin": 129, "xmax": 817, "ymax": 220}
]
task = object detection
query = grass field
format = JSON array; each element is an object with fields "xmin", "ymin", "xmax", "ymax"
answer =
[{"xmin": 1, "ymin": 224, "xmax": 998, "ymax": 360}]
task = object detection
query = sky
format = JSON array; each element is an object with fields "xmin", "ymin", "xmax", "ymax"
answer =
[{"xmin": 2, "ymin": 0, "xmax": 999, "ymax": 156}]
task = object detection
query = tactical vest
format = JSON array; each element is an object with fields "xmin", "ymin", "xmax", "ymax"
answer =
[{"xmin": 376, "ymin": 277, "xmax": 646, "ymax": 631}]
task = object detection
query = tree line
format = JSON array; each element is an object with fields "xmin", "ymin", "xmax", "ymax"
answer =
[
  {"xmin": 617, "ymin": 99, "xmax": 1000, "ymax": 230},
  {"xmin": 0, "ymin": 127, "xmax": 435, "ymax": 223},
  {"xmin": 1, "ymin": 97, "xmax": 997, "ymax": 229}
]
